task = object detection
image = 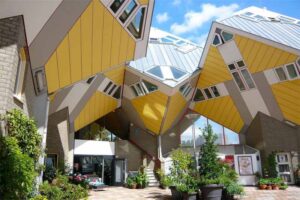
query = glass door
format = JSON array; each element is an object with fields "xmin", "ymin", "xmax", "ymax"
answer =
[
  {"xmin": 114, "ymin": 159, "xmax": 126, "ymax": 185},
  {"xmin": 276, "ymin": 153, "xmax": 294, "ymax": 184}
]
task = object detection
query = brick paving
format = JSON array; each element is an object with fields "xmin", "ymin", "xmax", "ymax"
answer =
[{"xmin": 88, "ymin": 186, "xmax": 300, "ymax": 200}]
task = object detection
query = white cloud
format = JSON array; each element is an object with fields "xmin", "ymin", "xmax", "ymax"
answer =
[
  {"xmin": 172, "ymin": 0, "xmax": 181, "ymax": 6},
  {"xmin": 170, "ymin": 3, "xmax": 239, "ymax": 35},
  {"xmin": 156, "ymin": 12, "xmax": 170, "ymax": 24},
  {"xmin": 188, "ymin": 34, "xmax": 208, "ymax": 47}
]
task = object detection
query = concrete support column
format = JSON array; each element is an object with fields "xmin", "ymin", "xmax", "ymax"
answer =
[{"xmin": 157, "ymin": 135, "xmax": 162, "ymax": 160}]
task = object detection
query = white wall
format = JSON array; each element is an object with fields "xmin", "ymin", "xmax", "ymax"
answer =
[{"xmin": 74, "ymin": 140, "xmax": 115, "ymax": 156}]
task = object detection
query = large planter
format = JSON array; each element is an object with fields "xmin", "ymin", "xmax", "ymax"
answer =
[
  {"xmin": 200, "ymin": 184, "xmax": 223, "ymax": 200},
  {"xmin": 183, "ymin": 192, "xmax": 197, "ymax": 200},
  {"xmin": 170, "ymin": 186, "xmax": 183, "ymax": 200}
]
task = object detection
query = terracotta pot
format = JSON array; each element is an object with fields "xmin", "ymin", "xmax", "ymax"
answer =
[
  {"xmin": 266, "ymin": 185, "xmax": 272, "ymax": 190},
  {"xmin": 131, "ymin": 183, "xmax": 137, "ymax": 189},
  {"xmin": 259, "ymin": 184, "xmax": 267, "ymax": 190},
  {"xmin": 272, "ymin": 185, "xmax": 279, "ymax": 190}
]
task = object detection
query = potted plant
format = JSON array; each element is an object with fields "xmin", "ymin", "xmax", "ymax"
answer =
[
  {"xmin": 198, "ymin": 125, "xmax": 223, "ymax": 200},
  {"xmin": 271, "ymin": 177, "xmax": 283, "ymax": 190},
  {"xmin": 135, "ymin": 166, "xmax": 149, "ymax": 189},
  {"xmin": 258, "ymin": 178, "xmax": 268, "ymax": 190},
  {"xmin": 166, "ymin": 149, "xmax": 199, "ymax": 200},
  {"xmin": 126, "ymin": 177, "xmax": 137, "ymax": 189}
]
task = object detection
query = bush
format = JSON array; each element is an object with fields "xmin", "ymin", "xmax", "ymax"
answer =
[
  {"xmin": 40, "ymin": 173, "xmax": 88, "ymax": 200},
  {"xmin": 43, "ymin": 165, "xmax": 57, "ymax": 183},
  {"xmin": 4, "ymin": 109, "xmax": 42, "ymax": 162},
  {"xmin": 0, "ymin": 136, "xmax": 36, "ymax": 199},
  {"xmin": 30, "ymin": 194, "xmax": 48, "ymax": 200}
]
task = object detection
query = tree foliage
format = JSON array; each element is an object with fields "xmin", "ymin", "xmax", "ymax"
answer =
[
  {"xmin": 4, "ymin": 109, "xmax": 42, "ymax": 162},
  {"xmin": 198, "ymin": 124, "xmax": 222, "ymax": 179},
  {"xmin": 0, "ymin": 136, "xmax": 36, "ymax": 199}
]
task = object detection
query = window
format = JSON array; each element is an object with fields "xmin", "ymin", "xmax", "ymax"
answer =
[
  {"xmin": 228, "ymin": 60, "xmax": 255, "ymax": 91},
  {"xmin": 110, "ymin": 0, "xmax": 125, "ymax": 13},
  {"xmin": 130, "ymin": 80, "xmax": 158, "ymax": 97},
  {"xmin": 104, "ymin": 81, "xmax": 113, "ymax": 93},
  {"xmin": 146, "ymin": 66, "xmax": 187, "ymax": 81},
  {"xmin": 204, "ymin": 88, "xmax": 212, "ymax": 99},
  {"xmin": 296, "ymin": 58, "xmax": 300, "ymax": 68},
  {"xmin": 113, "ymin": 86, "xmax": 121, "ymax": 99},
  {"xmin": 142, "ymin": 80, "xmax": 158, "ymax": 92},
  {"xmin": 108, "ymin": 85, "xmax": 117, "ymax": 95},
  {"xmin": 212, "ymin": 34, "xmax": 222, "ymax": 46},
  {"xmin": 221, "ymin": 31, "xmax": 233, "ymax": 42},
  {"xmin": 193, "ymin": 89, "xmax": 205, "ymax": 102},
  {"xmin": 275, "ymin": 67, "xmax": 287, "ymax": 81},
  {"xmin": 180, "ymin": 83, "xmax": 192, "ymax": 98},
  {"xmin": 127, "ymin": 7, "xmax": 145, "ymax": 39},
  {"xmin": 119, "ymin": 0, "xmax": 137, "ymax": 23},
  {"xmin": 210, "ymin": 86, "xmax": 220, "ymax": 97},
  {"xmin": 86, "ymin": 76, "xmax": 95, "ymax": 84},
  {"xmin": 285, "ymin": 63, "xmax": 298, "ymax": 79},
  {"xmin": 14, "ymin": 49, "xmax": 27, "ymax": 97}
]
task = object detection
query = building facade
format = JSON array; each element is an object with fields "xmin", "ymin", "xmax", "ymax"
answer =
[{"xmin": 0, "ymin": 1, "xmax": 299, "ymax": 185}]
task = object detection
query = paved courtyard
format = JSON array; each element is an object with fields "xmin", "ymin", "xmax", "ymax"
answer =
[{"xmin": 88, "ymin": 186, "xmax": 300, "ymax": 200}]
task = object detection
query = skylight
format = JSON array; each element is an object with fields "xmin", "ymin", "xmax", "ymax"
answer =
[{"xmin": 146, "ymin": 66, "xmax": 187, "ymax": 81}]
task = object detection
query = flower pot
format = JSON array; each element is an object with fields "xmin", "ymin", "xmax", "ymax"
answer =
[
  {"xmin": 200, "ymin": 184, "xmax": 223, "ymax": 200},
  {"xmin": 183, "ymin": 192, "xmax": 197, "ymax": 200},
  {"xmin": 266, "ymin": 185, "xmax": 272, "ymax": 190},
  {"xmin": 272, "ymin": 185, "xmax": 279, "ymax": 190},
  {"xmin": 259, "ymin": 184, "xmax": 267, "ymax": 190},
  {"xmin": 170, "ymin": 186, "xmax": 183, "ymax": 200},
  {"xmin": 131, "ymin": 183, "xmax": 137, "ymax": 189}
]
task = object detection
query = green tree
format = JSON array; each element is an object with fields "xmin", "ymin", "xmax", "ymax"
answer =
[
  {"xmin": 198, "ymin": 124, "xmax": 222, "ymax": 179},
  {"xmin": 4, "ymin": 109, "xmax": 42, "ymax": 162},
  {"xmin": 0, "ymin": 136, "xmax": 36, "ymax": 199}
]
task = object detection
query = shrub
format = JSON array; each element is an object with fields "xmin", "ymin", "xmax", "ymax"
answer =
[
  {"xmin": 0, "ymin": 136, "xmax": 36, "ymax": 199},
  {"xmin": 40, "ymin": 173, "xmax": 88, "ymax": 200},
  {"xmin": 30, "ymin": 194, "xmax": 48, "ymax": 200},
  {"xmin": 43, "ymin": 165, "xmax": 57, "ymax": 183},
  {"xmin": 4, "ymin": 109, "xmax": 42, "ymax": 162}
]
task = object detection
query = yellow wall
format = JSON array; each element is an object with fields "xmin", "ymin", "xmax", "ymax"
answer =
[
  {"xmin": 74, "ymin": 91, "xmax": 118, "ymax": 131},
  {"xmin": 271, "ymin": 79, "xmax": 300, "ymax": 125},
  {"xmin": 45, "ymin": 0, "xmax": 135, "ymax": 93},
  {"xmin": 161, "ymin": 92, "xmax": 186, "ymax": 134},
  {"xmin": 235, "ymin": 35, "xmax": 298, "ymax": 74},
  {"xmin": 131, "ymin": 91, "xmax": 168, "ymax": 134},
  {"xmin": 193, "ymin": 96, "xmax": 244, "ymax": 133},
  {"xmin": 138, "ymin": 0, "xmax": 149, "ymax": 5},
  {"xmin": 104, "ymin": 66, "xmax": 125, "ymax": 85},
  {"xmin": 197, "ymin": 46, "xmax": 232, "ymax": 88}
]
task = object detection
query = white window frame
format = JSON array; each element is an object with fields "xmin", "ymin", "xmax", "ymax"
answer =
[
  {"xmin": 116, "ymin": 0, "xmax": 139, "ymax": 25},
  {"xmin": 274, "ymin": 66, "xmax": 288, "ymax": 82},
  {"xmin": 108, "ymin": 0, "xmax": 128, "ymax": 17},
  {"xmin": 228, "ymin": 60, "xmax": 256, "ymax": 91},
  {"xmin": 130, "ymin": 80, "xmax": 157, "ymax": 97},
  {"xmin": 14, "ymin": 50, "xmax": 27, "ymax": 98},
  {"xmin": 284, "ymin": 63, "xmax": 299, "ymax": 80},
  {"xmin": 209, "ymin": 86, "xmax": 220, "ymax": 97},
  {"xmin": 125, "ymin": 5, "xmax": 148, "ymax": 41},
  {"xmin": 193, "ymin": 88, "xmax": 206, "ymax": 102}
]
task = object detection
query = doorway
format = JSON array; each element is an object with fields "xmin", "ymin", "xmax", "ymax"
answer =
[{"xmin": 114, "ymin": 159, "xmax": 126, "ymax": 185}]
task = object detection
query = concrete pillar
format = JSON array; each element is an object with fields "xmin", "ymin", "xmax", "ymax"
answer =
[{"xmin": 157, "ymin": 135, "xmax": 162, "ymax": 159}]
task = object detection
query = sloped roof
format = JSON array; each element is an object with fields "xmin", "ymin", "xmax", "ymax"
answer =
[
  {"xmin": 129, "ymin": 28, "xmax": 203, "ymax": 87},
  {"xmin": 218, "ymin": 6, "xmax": 300, "ymax": 51}
]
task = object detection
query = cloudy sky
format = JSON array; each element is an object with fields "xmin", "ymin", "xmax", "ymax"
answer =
[{"xmin": 152, "ymin": 0, "xmax": 300, "ymax": 46}]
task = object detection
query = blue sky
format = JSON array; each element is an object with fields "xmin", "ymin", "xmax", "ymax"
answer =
[{"xmin": 152, "ymin": 0, "xmax": 300, "ymax": 46}]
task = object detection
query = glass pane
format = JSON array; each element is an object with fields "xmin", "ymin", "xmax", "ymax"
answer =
[
  {"xmin": 208, "ymin": 119, "xmax": 224, "ymax": 145},
  {"xmin": 113, "ymin": 86, "xmax": 121, "ymax": 99},
  {"xmin": 104, "ymin": 81, "xmax": 112, "ymax": 93},
  {"xmin": 286, "ymin": 64, "xmax": 298, "ymax": 79},
  {"xmin": 108, "ymin": 85, "xmax": 117, "ymax": 95},
  {"xmin": 179, "ymin": 83, "xmax": 187, "ymax": 93},
  {"xmin": 143, "ymin": 80, "xmax": 158, "ymax": 92},
  {"xmin": 213, "ymin": 34, "xmax": 221, "ymax": 45},
  {"xmin": 232, "ymin": 72, "xmax": 246, "ymax": 91},
  {"xmin": 210, "ymin": 86, "xmax": 220, "ymax": 97},
  {"xmin": 136, "ymin": 83, "xmax": 144, "ymax": 95},
  {"xmin": 127, "ymin": 7, "xmax": 145, "ymax": 39},
  {"xmin": 278, "ymin": 164, "xmax": 290, "ymax": 172},
  {"xmin": 221, "ymin": 31, "xmax": 233, "ymax": 42},
  {"xmin": 204, "ymin": 88, "xmax": 212, "ymax": 99},
  {"xmin": 130, "ymin": 86, "xmax": 138, "ymax": 96},
  {"xmin": 119, "ymin": 0, "xmax": 137, "ymax": 23},
  {"xmin": 228, "ymin": 64, "xmax": 236, "ymax": 70},
  {"xmin": 161, "ymin": 37, "xmax": 173, "ymax": 43},
  {"xmin": 147, "ymin": 66, "xmax": 164, "ymax": 79},
  {"xmin": 170, "ymin": 67, "xmax": 186, "ymax": 79},
  {"xmin": 275, "ymin": 67, "xmax": 287, "ymax": 81},
  {"xmin": 241, "ymin": 69, "xmax": 255, "ymax": 89},
  {"xmin": 110, "ymin": 0, "xmax": 125, "ymax": 13},
  {"xmin": 224, "ymin": 128, "xmax": 239, "ymax": 145},
  {"xmin": 280, "ymin": 174, "xmax": 291, "ymax": 183},
  {"xmin": 194, "ymin": 89, "xmax": 205, "ymax": 101},
  {"xmin": 184, "ymin": 86, "xmax": 192, "ymax": 97},
  {"xmin": 237, "ymin": 60, "xmax": 245, "ymax": 68}
]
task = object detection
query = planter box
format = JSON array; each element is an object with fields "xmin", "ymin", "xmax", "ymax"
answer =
[{"xmin": 200, "ymin": 184, "xmax": 223, "ymax": 200}]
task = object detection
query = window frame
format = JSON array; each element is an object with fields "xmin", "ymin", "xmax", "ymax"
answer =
[
  {"xmin": 109, "ymin": 0, "xmax": 127, "ymax": 15},
  {"xmin": 14, "ymin": 49, "xmax": 27, "ymax": 98},
  {"xmin": 130, "ymin": 80, "xmax": 158, "ymax": 97},
  {"xmin": 228, "ymin": 60, "xmax": 256, "ymax": 91},
  {"xmin": 284, "ymin": 63, "xmax": 299, "ymax": 80},
  {"xmin": 125, "ymin": 6, "xmax": 147, "ymax": 41},
  {"xmin": 118, "ymin": 0, "xmax": 138, "ymax": 24},
  {"xmin": 212, "ymin": 33, "xmax": 222, "ymax": 47},
  {"xmin": 193, "ymin": 88, "xmax": 206, "ymax": 102}
]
